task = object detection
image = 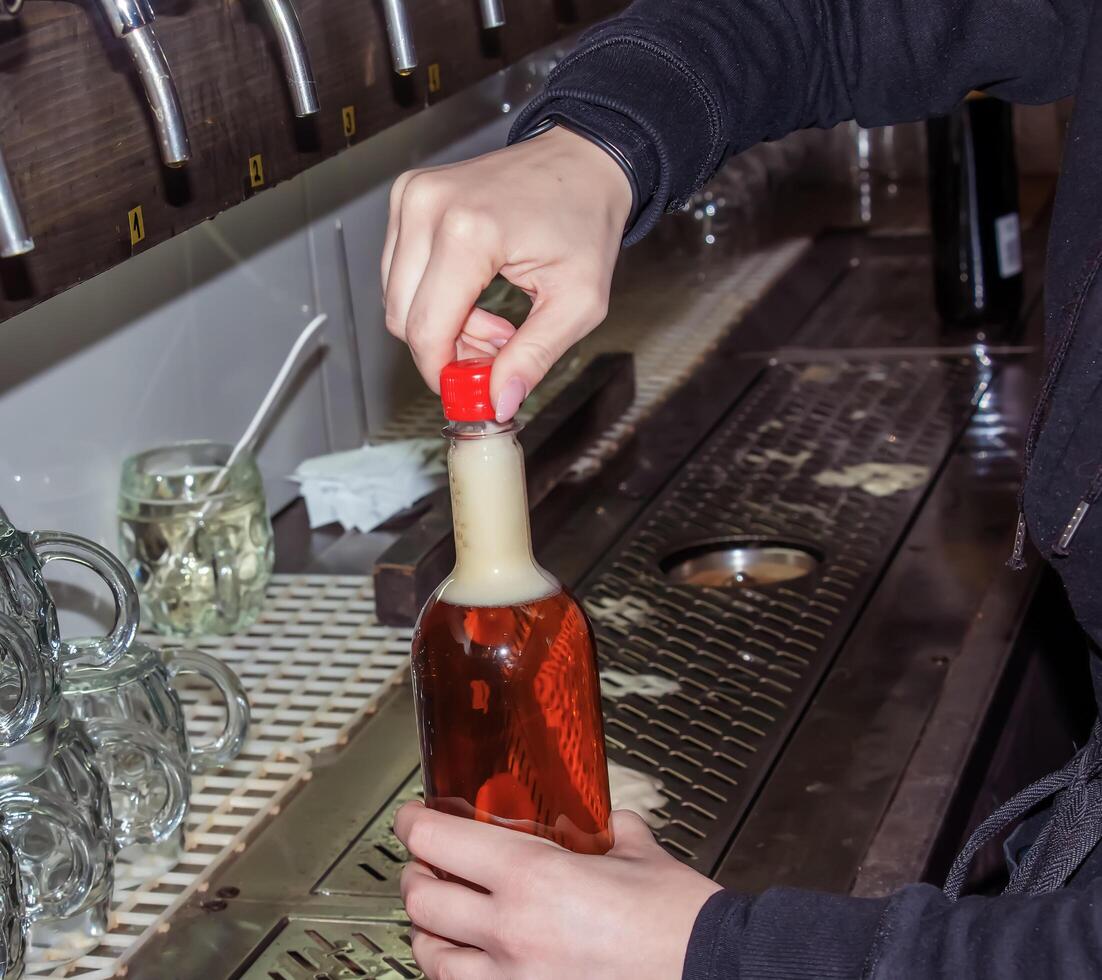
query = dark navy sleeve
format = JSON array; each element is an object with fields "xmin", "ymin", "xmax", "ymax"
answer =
[
  {"xmin": 511, "ymin": 0, "xmax": 1090, "ymax": 241},
  {"xmin": 684, "ymin": 878, "xmax": 1102, "ymax": 979}
]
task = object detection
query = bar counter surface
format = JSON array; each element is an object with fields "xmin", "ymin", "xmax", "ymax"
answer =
[{"xmin": 115, "ymin": 171, "xmax": 1081, "ymax": 979}]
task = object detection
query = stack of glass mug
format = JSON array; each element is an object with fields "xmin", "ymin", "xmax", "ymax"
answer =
[{"xmin": 0, "ymin": 506, "xmax": 250, "ymax": 977}]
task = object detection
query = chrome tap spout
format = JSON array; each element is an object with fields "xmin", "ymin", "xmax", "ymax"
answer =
[
  {"xmin": 380, "ymin": 0, "xmax": 417, "ymax": 75},
  {"xmin": 99, "ymin": 0, "xmax": 191, "ymax": 167},
  {"xmin": 257, "ymin": 0, "xmax": 318, "ymax": 117}
]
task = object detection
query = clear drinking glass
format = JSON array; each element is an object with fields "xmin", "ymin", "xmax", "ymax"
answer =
[
  {"xmin": 0, "ymin": 508, "xmax": 140, "ymax": 672},
  {"xmin": 0, "ymin": 835, "xmax": 26, "ymax": 980},
  {"xmin": 63, "ymin": 640, "xmax": 249, "ymax": 884},
  {"xmin": 1, "ymin": 715, "xmax": 114, "ymax": 969},
  {"xmin": 0, "ymin": 614, "xmax": 52, "ymax": 751},
  {"xmin": 117, "ymin": 442, "xmax": 275, "ymax": 637},
  {"xmin": 64, "ymin": 641, "xmax": 250, "ymax": 776},
  {"xmin": 0, "ymin": 707, "xmax": 196, "ymax": 967}
]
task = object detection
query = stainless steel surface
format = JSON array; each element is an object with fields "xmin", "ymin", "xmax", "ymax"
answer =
[
  {"xmin": 380, "ymin": 0, "xmax": 417, "ymax": 76},
  {"xmin": 478, "ymin": 0, "xmax": 505, "ymax": 29},
  {"xmin": 125, "ymin": 683, "xmax": 422, "ymax": 978},
  {"xmin": 715, "ymin": 354, "xmax": 1040, "ymax": 893},
  {"xmin": 258, "ymin": 0, "xmax": 319, "ymax": 118},
  {"xmin": 852, "ymin": 551, "xmax": 1042, "ymax": 896},
  {"xmin": 122, "ymin": 224, "xmax": 1052, "ymax": 977},
  {"xmin": 240, "ymin": 919, "xmax": 418, "ymax": 979},
  {"xmin": 118, "ymin": 22, "xmax": 191, "ymax": 166},
  {"xmin": 98, "ymin": 0, "xmax": 155, "ymax": 35},
  {"xmin": 579, "ymin": 355, "xmax": 978, "ymax": 871},
  {"xmin": 0, "ymin": 146, "xmax": 32, "ymax": 258},
  {"xmin": 661, "ymin": 541, "xmax": 821, "ymax": 589},
  {"xmin": 317, "ymin": 774, "xmax": 421, "ymax": 898}
]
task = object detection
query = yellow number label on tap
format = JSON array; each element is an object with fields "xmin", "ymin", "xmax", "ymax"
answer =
[
  {"xmin": 342, "ymin": 105, "xmax": 357, "ymax": 138},
  {"xmin": 127, "ymin": 205, "xmax": 145, "ymax": 247},
  {"xmin": 249, "ymin": 154, "xmax": 265, "ymax": 189},
  {"xmin": 428, "ymin": 63, "xmax": 442, "ymax": 94}
]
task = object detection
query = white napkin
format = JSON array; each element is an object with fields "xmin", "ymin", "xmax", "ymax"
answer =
[{"xmin": 291, "ymin": 440, "xmax": 446, "ymax": 532}]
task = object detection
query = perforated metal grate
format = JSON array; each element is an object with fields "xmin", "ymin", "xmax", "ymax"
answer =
[
  {"xmin": 581, "ymin": 356, "xmax": 981, "ymax": 870},
  {"xmin": 317, "ymin": 777, "xmax": 422, "ymax": 898},
  {"xmin": 27, "ymin": 575, "xmax": 414, "ymax": 980},
  {"xmin": 237, "ymin": 919, "xmax": 419, "ymax": 980}
]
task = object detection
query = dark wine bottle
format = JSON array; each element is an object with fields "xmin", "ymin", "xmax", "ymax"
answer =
[{"xmin": 926, "ymin": 95, "xmax": 1023, "ymax": 334}]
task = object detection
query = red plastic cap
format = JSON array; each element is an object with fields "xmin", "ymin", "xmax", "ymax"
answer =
[{"xmin": 440, "ymin": 358, "xmax": 495, "ymax": 422}]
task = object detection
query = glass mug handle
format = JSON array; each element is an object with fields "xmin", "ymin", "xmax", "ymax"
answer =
[
  {"xmin": 212, "ymin": 543, "xmax": 241, "ymax": 629},
  {"xmin": 28, "ymin": 531, "xmax": 140, "ymax": 669},
  {"xmin": 163, "ymin": 648, "xmax": 250, "ymax": 773},
  {"xmin": 0, "ymin": 787, "xmax": 95, "ymax": 922},
  {"xmin": 82, "ymin": 719, "xmax": 189, "ymax": 848},
  {"xmin": 0, "ymin": 613, "xmax": 49, "ymax": 747}
]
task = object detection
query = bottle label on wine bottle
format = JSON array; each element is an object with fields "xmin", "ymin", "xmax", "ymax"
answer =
[{"xmin": 995, "ymin": 213, "xmax": 1023, "ymax": 279}]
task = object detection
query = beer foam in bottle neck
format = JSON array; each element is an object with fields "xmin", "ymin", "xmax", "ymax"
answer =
[{"xmin": 443, "ymin": 428, "xmax": 557, "ymax": 608}]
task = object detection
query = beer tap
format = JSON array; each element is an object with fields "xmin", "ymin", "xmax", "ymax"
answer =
[
  {"xmin": 380, "ymin": 0, "xmax": 416, "ymax": 75},
  {"xmin": 97, "ymin": 0, "xmax": 190, "ymax": 167},
  {"xmin": 256, "ymin": 0, "xmax": 318, "ymax": 117},
  {"xmin": 478, "ymin": 0, "xmax": 504, "ymax": 29},
  {"xmin": 0, "ymin": 147, "xmax": 32, "ymax": 257},
  {"xmin": 0, "ymin": 0, "xmax": 32, "ymax": 256}
]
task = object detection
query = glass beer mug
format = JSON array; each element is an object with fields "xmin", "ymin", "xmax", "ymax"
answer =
[
  {"xmin": 0, "ymin": 835, "xmax": 26, "ymax": 980},
  {"xmin": 118, "ymin": 442, "xmax": 274, "ymax": 637},
  {"xmin": 64, "ymin": 640, "xmax": 249, "ymax": 884},
  {"xmin": 0, "ymin": 507, "xmax": 140, "ymax": 673}
]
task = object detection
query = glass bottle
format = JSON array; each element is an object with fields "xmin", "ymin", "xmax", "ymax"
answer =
[
  {"xmin": 926, "ymin": 93, "xmax": 1023, "ymax": 335},
  {"xmin": 410, "ymin": 358, "xmax": 613, "ymax": 855}
]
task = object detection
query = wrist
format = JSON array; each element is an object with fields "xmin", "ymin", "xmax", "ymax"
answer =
[{"xmin": 512, "ymin": 119, "xmax": 638, "ymax": 238}]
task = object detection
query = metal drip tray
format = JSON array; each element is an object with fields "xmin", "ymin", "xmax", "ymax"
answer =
[
  {"xmin": 240, "ymin": 919, "xmax": 418, "ymax": 979},
  {"xmin": 661, "ymin": 539, "xmax": 822, "ymax": 589},
  {"xmin": 582, "ymin": 355, "xmax": 977, "ymax": 870}
]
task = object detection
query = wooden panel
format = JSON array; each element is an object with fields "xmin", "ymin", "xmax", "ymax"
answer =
[{"xmin": 0, "ymin": 0, "xmax": 628, "ymax": 322}]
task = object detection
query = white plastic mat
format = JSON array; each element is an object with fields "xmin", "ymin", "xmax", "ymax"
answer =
[{"xmin": 28, "ymin": 574, "xmax": 413, "ymax": 979}]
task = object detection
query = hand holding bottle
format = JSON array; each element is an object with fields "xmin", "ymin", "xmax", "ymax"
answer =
[
  {"xmin": 395, "ymin": 802, "xmax": 722, "ymax": 980},
  {"xmin": 382, "ymin": 126, "xmax": 633, "ymax": 420}
]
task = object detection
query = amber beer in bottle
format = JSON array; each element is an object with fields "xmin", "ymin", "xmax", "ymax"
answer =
[{"xmin": 410, "ymin": 358, "xmax": 613, "ymax": 855}]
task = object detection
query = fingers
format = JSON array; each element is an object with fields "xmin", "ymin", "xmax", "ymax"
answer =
[
  {"xmin": 401, "ymin": 861, "xmax": 494, "ymax": 948},
  {"xmin": 608, "ymin": 809, "xmax": 660, "ymax": 854},
  {"xmin": 404, "ymin": 213, "xmax": 501, "ymax": 389},
  {"xmin": 462, "ymin": 308, "xmax": 516, "ymax": 347},
  {"xmin": 395, "ymin": 802, "xmax": 556, "ymax": 890},
  {"xmin": 489, "ymin": 285, "xmax": 608, "ymax": 421},
  {"xmin": 457, "ymin": 309, "xmax": 515, "ymax": 358},
  {"xmin": 381, "ymin": 170, "xmax": 413, "ymax": 297},
  {"xmin": 410, "ymin": 927, "xmax": 498, "ymax": 980},
  {"xmin": 384, "ymin": 217, "xmax": 433, "ymax": 352}
]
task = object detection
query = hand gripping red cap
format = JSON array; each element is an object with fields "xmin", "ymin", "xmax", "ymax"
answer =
[{"xmin": 440, "ymin": 358, "xmax": 495, "ymax": 422}]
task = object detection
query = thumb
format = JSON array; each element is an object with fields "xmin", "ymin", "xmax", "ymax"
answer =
[
  {"xmin": 609, "ymin": 809, "xmax": 659, "ymax": 854},
  {"xmin": 489, "ymin": 288, "xmax": 607, "ymax": 422}
]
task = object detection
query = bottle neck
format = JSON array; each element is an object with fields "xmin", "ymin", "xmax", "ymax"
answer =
[{"xmin": 443, "ymin": 422, "xmax": 556, "ymax": 607}]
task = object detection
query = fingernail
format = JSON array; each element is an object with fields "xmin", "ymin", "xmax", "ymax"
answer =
[
  {"xmin": 489, "ymin": 335, "xmax": 509, "ymax": 349},
  {"xmin": 495, "ymin": 377, "xmax": 526, "ymax": 422}
]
